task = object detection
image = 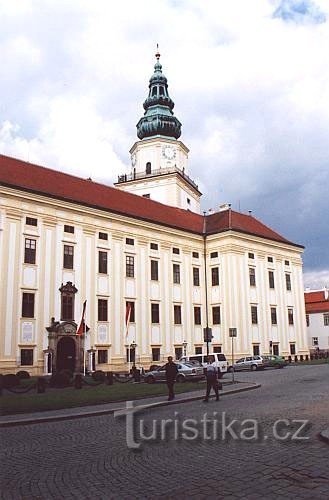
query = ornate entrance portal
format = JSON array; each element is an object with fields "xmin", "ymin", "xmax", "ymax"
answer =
[{"xmin": 56, "ymin": 336, "xmax": 76, "ymax": 372}]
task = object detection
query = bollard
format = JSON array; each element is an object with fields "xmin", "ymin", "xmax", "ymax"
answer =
[
  {"xmin": 106, "ymin": 371, "xmax": 113, "ymax": 385},
  {"xmin": 74, "ymin": 373, "xmax": 82, "ymax": 389},
  {"xmin": 37, "ymin": 377, "xmax": 46, "ymax": 394},
  {"xmin": 288, "ymin": 356, "xmax": 292, "ymax": 363},
  {"xmin": 133, "ymin": 369, "xmax": 141, "ymax": 383}
]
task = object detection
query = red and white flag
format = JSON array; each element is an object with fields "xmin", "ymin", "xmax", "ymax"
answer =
[
  {"xmin": 76, "ymin": 300, "xmax": 87, "ymax": 336},
  {"xmin": 125, "ymin": 303, "xmax": 131, "ymax": 339}
]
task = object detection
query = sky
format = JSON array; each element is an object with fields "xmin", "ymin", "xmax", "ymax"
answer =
[{"xmin": 0, "ymin": 0, "xmax": 328, "ymax": 289}]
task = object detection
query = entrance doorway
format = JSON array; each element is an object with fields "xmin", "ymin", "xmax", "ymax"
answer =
[{"xmin": 56, "ymin": 336, "xmax": 76, "ymax": 373}]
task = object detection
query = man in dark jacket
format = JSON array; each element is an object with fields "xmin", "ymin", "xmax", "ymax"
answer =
[
  {"xmin": 204, "ymin": 355, "xmax": 219, "ymax": 402},
  {"xmin": 165, "ymin": 356, "xmax": 178, "ymax": 401}
]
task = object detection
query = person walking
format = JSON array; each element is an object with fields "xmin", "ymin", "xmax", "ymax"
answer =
[
  {"xmin": 203, "ymin": 355, "xmax": 219, "ymax": 402},
  {"xmin": 165, "ymin": 356, "xmax": 178, "ymax": 401}
]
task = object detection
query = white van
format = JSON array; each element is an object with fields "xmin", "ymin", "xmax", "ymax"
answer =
[{"xmin": 179, "ymin": 353, "xmax": 228, "ymax": 377}]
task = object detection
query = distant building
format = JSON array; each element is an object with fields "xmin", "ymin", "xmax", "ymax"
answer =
[
  {"xmin": 0, "ymin": 51, "xmax": 309, "ymax": 375},
  {"xmin": 305, "ymin": 289, "xmax": 329, "ymax": 352}
]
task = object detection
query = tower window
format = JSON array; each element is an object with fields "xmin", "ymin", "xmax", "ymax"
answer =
[
  {"xmin": 152, "ymin": 87, "xmax": 157, "ymax": 96},
  {"xmin": 146, "ymin": 162, "xmax": 151, "ymax": 175},
  {"xmin": 159, "ymin": 86, "xmax": 164, "ymax": 96}
]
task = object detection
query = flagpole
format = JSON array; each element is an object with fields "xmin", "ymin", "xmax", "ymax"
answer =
[{"xmin": 83, "ymin": 315, "xmax": 86, "ymax": 376}]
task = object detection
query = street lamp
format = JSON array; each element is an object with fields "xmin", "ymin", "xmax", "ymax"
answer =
[
  {"xmin": 182, "ymin": 340, "xmax": 187, "ymax": 357},
  {"xmin": 130, "ymin": 340, "xmax": 137, "ymax": 369}
]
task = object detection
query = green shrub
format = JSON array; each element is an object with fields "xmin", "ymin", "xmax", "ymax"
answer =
[
  {"xmin": 16, "ymin": 370, "xmax": 30, "ymax": 380},
  {"xmin": 3, "ymin": 374, "xmax": 20, "ymax": 388},
  {"xmin": 92, "ymin": 370, "xmax": 105, "ymax": 382},
  {"xmin": 49, "ymin": 372, "xmax": 71, "ymax": 388}
]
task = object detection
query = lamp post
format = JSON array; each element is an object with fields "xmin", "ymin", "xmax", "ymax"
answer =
[
  {"xmin": 130, "ymin": 340, "xmax": 137, "ymax": 370},
  {"xmin": 182, "ymin": 340, "xmax": 187, "ymax": 358}
]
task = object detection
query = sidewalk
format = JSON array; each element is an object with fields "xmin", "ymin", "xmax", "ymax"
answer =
[{"xmin": 0, "ymin": 380, "xmax": 260, "ymax": 428}]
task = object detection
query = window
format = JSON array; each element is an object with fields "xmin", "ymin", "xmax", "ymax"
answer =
[
  {"xmin": 211, "ymin": 267, "xmax": 219, "ymax": 286},
  {"xmin": 151, "ymin": 260, "xmax": 158, "ymax": 281},
  {"xmin": 253, "ymin": 345, "xmax": 260, "ymax": 356},
  {"xmin": 249, "ymin": 268, "xmax": 256, "ymax": 287},
  {"xmin": 64, "ymin": 224, "xmax": 74, "ymax": 234},
  {"xmin": 285, "ymin": 274, "xmax": 291, "ymax": 291},
  {"xmin": 126, "ymin": 347, "xmax": 136, "ymax": 363},
  {"xmin": 267, "ymin": 256, "xmax": 273, "ymax": 263},
  {"xmin": 269, "ymin": 271, "xmax": 275, "ymax": 289},
  {"xmin": 173, "ymin": 264, "xmax": 180, "ymax": 284},
  {"xmin": 26, "ymin": 217, "xmax": 37, "ymax": 226},
  {"xmin": 212, "ymin": 306, "xmax": 221, "ymax": 325},
  {"xmin": 210, "ymin": 251, "xmax": 218, "ymax": 258},
  {"xmin": 175, "ymin": 347, "xmax": 182, "ymax": 360},
  {"xmin": 273, "ymin": 344, "xmax": 279, "ymax": 356},
  {"xmin": 288, "ymin": 308, "xmax": 294, "ymax": 325},
  {"xmin": 248, "ymin": 252, "xmax": 254, "ymax": 259},
  {"xmin": 98, "ymin": 251, "xmax": 108, "ymax": 274},
  {"xmin": 192, "ymin": 251, "xmax": 199, "ymax": 259},
  {"xmin": 312, "ymin": 337, "xmax": 319, "ymax": 347},
  {"xmin": 251, "ymin": 306, "xmax": 258, "ymax": 325},
  {"xmin": 98, "ymin": 299, "xmax": 108, "ymax": 321},
  {"xmin": 195, "ymin": 346, "xmax": 203, "ymax": 355},
  {"xmin": 213, "ymin": 346, "xmax": 222, "ymax": 354},
  {"xmin": 290, "ymin": 343, "xmax": 296, "ymax": 355},
  {"xmin": 146, "ymin": 162, "xmax": 151, "ymax": 175},
  {"xmin": 142, "ymin": 194, "xmax": 150, "ymax": 198},
  {"xmin": 61, "ymin": 295, "xmax": 74, "ymax": 321},
  {"xmin": 194, "ymin": 306, "xmax": 201, "ymax": 325},
  {"xmin": 174, "ymin": 305, "xmax": 182, "ymax": 324},
  {"xmin": 193, "ymin": 267, "xmax": 200, "ymax": 286},
  {"xmin": 150, "ymin": 242, "xmax": 158, "ymax": 250},
  {"xmin": 20, "ymin": 349, "xmax": 33, "ymax": 366},
  {"xmin": 126, "ymin": 301, "xmax": 135, "ymax": 322},
  {"xmin": 285, "ymin": 260, "xmax": 290, "ymax": 266},
  {"xmin": 24, "ymin": 238, "xmax": 36, "ymax": 264},
  {"xmin": 126, "ymin": 238, "xmax": 134, "ymax": 246},
  {"xmin": 151, "ymin": 303, "xmax": 160, "ymax": 324},
  {"xmin": 98, "ymin": 350, "xmax": 108, "ymax": 364},
  {"xmin": 99, "ymin": 232, "xmax": 108, "ymax": 240},
  {"xmin": 152, "ymin": 348, "xmax": 160, "ymax": 362},
  {"xmin": 306, "ymin": 314, "xmax": 310, "ymax": 327},
  {"xmin": 271, "ymin": 307, "xmax": 277, "ymax": 325},
  {"xmin": 22, "ymin": 293, "xmax": 34, "ymax": 318},
  {"xmin": 63, "ymin": 245, "xmax": 74, "ymax": 269},
  {"xmin": 324, "ymin": 313, "xmax": 329, "ymax": 326},
  {"xmin": 126, "ymin": 256, "xmax": 134, "ymax": 277},
  {"xmin": 173, "ymin": 247, "xmax": 180, "ymax": 254}
]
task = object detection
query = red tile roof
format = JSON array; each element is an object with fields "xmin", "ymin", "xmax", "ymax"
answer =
[
  {"xmin": 305, "ymin": 290, "xmax": 329, "ymax": 314},
  {"xmin": 0, "ymin": 154, "xmax": 302, "ymax": 247}
]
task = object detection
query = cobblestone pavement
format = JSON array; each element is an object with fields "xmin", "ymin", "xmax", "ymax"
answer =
[{"xmin": 1, "ymin": 364, "xmax": 328, "ymax": 499}]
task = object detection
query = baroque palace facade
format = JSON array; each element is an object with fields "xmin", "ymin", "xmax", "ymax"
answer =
[{"xmin": 0, "ymin": 51, "xmax": 309, "ymax": 375}]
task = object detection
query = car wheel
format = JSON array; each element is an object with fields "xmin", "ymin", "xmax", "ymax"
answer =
[
  {"xmin": 251, "ymin": 364, "xmax": 258, "ymax": 371},
  {"xmin": 176, "ymin": 374, "xmax": 185, "ymax": 383},
  {"xmin": 146, "ymin": 376, "xmax": 155, "ymax": 384},
  {"xmin": 218, "ymin": 371, "xmax": 224, "ymax": 379}
]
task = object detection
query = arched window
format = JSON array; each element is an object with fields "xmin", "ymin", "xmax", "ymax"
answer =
[
  {"xmin": 152, "ymin": 87, "xmax": 157, "ymax": 96},
  {"xmin": 59, "ymin": 282, "xmax": 78, "ymax": 321},
  {"xmin": 146, "ymin": 162, "xmax": 151, "ymax": 175},
  {"xmin": 159, "ymin": 86, "xmax": 164, "ymax": 96}
]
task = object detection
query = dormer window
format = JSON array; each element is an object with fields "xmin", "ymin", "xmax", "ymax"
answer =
[{"xmin": 146, "ymin": 162, "xmax": 152, "ymax": 175}]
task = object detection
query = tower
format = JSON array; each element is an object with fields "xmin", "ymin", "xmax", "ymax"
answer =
[{"xmin": 115, "ymin": 48, "xmax": 201, "ymax": 213}]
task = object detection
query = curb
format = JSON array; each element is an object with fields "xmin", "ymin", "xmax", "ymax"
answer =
[{"xmin": 0, "ymin": 383, "xmax": 261, "ymax": 428}]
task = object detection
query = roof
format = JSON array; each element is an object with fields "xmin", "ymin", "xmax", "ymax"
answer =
[
  {"xmin": 305, "ymin": 290, "xmax": 329, "ymax": 314},
  {"xmin": 0, "ymin": 153, "xmax": 302, "ymax": 247}
]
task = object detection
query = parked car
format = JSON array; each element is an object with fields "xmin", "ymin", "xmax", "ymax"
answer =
[
  {"xmin": 144, "ymin": 362, "xmax": 205, "ymax": 384},
  {"xmin": 262, "ymin": 355, "xmax": 287, "ymax": 369},
  {"xmin": 179, "ymin": 353, "xmax": 228, "ymax": 377},
  {"xmin": 228, "ymin": 355, "xmax": 265, "ymax": 372}
]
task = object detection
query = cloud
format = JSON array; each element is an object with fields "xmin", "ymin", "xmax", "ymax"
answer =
[
  {"xmin": 273, "ymin": 0, "xmax": 326, "ymax": 24},
  {"xmin": 0, "ymin": 0, "xmax": 328, "ymax": 280},
  {"xmin": 304, "ymin": 270, "xmax": 329, "ymax": 289}
]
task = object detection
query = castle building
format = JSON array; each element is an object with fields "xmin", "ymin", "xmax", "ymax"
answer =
[
  {"xmin": 0, "ymin": 52, "xmax": 309, "ymax": 375},
  {"xmin": 305, "ymin": 289, "xmax": 329, "ymax": 352}
]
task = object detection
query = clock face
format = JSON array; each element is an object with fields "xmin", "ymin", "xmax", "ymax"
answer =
[
  {"xmin": 131, "ymin": 153, "xmax": 137, "ymax": 166},
  {"xmin": 163, "ymin": 145, "xmax": 176, "ymax": 160}
]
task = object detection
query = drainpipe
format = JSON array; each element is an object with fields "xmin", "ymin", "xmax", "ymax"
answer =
[{"xmin": 203, "ymin": 211, "xmax": 210, "ymax": 357}]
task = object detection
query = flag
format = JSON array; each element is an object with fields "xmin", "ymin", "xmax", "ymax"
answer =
[
  {"xmin": 125, "ymin": 302, "xmax": 131, "ymax": 339},
  {"xmin": 76, "ymin": 300, "xmax": 87, "ymax": 335}
]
